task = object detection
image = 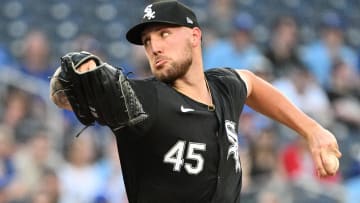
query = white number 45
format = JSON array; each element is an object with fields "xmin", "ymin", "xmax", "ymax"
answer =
[{"xmin": 163, "ymin": 141, "xmax": 206, "ymax": 175}]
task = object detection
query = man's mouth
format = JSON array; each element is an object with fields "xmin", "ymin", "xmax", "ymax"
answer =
[{"xmin": 154, "ymin": 57, "xmax": 168, "ymax": 68}]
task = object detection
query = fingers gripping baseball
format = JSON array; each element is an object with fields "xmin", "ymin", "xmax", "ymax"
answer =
[
  {"xmin": 321, "ymin": 149, "xmax": 340, "ymax": 176},
  {"xmin": 309, "ymin": 129, "xmax": 341, "ymax": 177}
]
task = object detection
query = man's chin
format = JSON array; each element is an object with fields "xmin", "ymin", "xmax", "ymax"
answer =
[
  {"xmin": 157, "ymin": 75, "xmax": 176, "ymax": 84},
  {"xmin": 154, "ymin": 65, "xmax": 188, "ymax": 84}
]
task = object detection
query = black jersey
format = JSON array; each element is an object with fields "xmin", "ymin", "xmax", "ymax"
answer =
[{"xmin": 114, "ymin": 68, "xmax": 247, "ymax": 203}]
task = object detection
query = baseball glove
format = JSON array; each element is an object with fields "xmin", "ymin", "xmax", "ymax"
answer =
[{"xmin": 52, "ymin": 51, "xmax": 148, "ymax": 131}]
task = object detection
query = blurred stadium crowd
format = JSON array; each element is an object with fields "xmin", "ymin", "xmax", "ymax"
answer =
[{"xmin": 0, "ymin": 0, "xmax": 359, "ymax": 203}]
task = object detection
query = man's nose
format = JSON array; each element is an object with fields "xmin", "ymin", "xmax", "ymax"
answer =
[{"xmin": 149, "ymin": 38, "xmax": 163, "ymax": 55}]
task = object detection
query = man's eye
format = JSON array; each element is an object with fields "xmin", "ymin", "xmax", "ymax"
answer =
[
  {"xmin": 161, "ymin": 32, "xmax": 169, "ymax": 38},
  {"xmin": 143, "ymin": 39, "xmax": 150, "ymax": 46}
]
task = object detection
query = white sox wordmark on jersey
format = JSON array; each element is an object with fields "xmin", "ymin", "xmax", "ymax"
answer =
[{"xmin": 225, "ymin": 120, "xmax": 241, "ymax": 173}]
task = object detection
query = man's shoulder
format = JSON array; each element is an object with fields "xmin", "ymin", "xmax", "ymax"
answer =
[
  {"xmin": 129, "ymin": 77, "xmax": 172, "ymax": 93},
  {"xmin": 130, "ymin": 77, "xmax": 162, "ymax": 86},
  {"xmin": 130, "ymin": 76, "xmax": 157, "ymax": 82},
  {"xmin": 206, "ymin": 67, "xmax": 247, "ymax": 93},
  {"xmin": 205, "ymin": 67, "xmax": 239, "ymax": 79}
]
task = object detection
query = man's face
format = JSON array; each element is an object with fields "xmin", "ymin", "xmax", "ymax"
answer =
[{"xmin": 141, "ymin": 24, "xmax": 193, "ymax": 83}]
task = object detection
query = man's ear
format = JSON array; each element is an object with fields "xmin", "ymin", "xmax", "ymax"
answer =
[{"xmin": 191, "ymin": 27, "xmax": 202, "ymax": 47}]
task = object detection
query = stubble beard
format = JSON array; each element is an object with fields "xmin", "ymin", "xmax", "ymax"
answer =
[{"xmin": 154, "ymin": 42, "xmax": 193, "ymax": 84}]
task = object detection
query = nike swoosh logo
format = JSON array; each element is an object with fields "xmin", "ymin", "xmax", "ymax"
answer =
[{"xmin": 180, "ymin": 105, "xmax": 195, "ymax": 112}]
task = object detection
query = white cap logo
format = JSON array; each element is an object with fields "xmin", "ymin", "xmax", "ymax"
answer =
[
  {"xmin": 186, "ymin": 17, "xmax": 193, "ymax": 24},
  {"xmin": 143, "ymin": 4, "xmax": 155, "ymax": 20}
]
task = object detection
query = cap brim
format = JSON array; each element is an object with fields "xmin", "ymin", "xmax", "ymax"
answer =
[{"xmin": 126, "ymin": 21, "xmax": 186, "ymax": 45}]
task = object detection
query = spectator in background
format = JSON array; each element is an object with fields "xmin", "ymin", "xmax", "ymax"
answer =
[
  {"xmin": 11, "ymin": 127, "xmax": 63, "ymax": 202},
  {"xmin": 31, "ymin": 191, "xmax": 53, "ymax": 203},
  {"xmin": 256, "ymin": 190, "xmax": 282, "ymax": 203},
  {"xmin": 58, "ymin": 130, "xmax": 104, "ymax": 203},
  {"xmin": 240, "ymin": 127, "xmax": 290, "ymax": 203},
  {"xmin": 17, "ymin": 30, "xmax": 54, "ymax": 82},
  {"xmin": 207, "ymin": 0, "xmax": 236, "ymax": 38},
  {"xmin": 300, "ymin": 11, "xmax": 358, "ymax": 88},
  {"xmin": 0, "ymin": 125, "xmax": 16, "ymax": 202},
  {"xmin": 0, "ymin": 86, "xmax": 54, "ymax": 145},
  {"xmin": 250, "ymin": 56, "xmax": 274, "ymax": 82},
  {"xmin": 326, "ymin": 60, "xmax": 360, "ymax": 182},
  {"xmin": 203, "ymin": 12, "xmax": 264, "ymax": 70},
  {"xmin": 128, "ymin": 46, "xmax": 152, "ymax": 79},
  {"xmin": 0, "ymin": 88, "xmax": 32, "ymax": 143},
  {"xmin": 327, "ymin": 60, "xmax": 360, "ymax": 129},
  {"xmin": 264, "ymin": 15, "xmax": 305, "ymax": 78},
  {"xmin": 273, "ymin": 68, "xmax": 333, "ymax": 129},
  {"xmin": 96, "ymin": 136, "xmax": 128, "ymax": 203},
  {"xmin": 31, "ymin": 168, "xmax": 60, "ymax": 203},
  {"xmin": 272, "ymin": 68, "xmax": 334, "ymax": 148},
  {"xmin": 73, "ymin": 35, "xmax": 107, "ymax": 62},
  {"xmin": 248, "ymin": 127, "xmax": 279, "ymax": 184}
]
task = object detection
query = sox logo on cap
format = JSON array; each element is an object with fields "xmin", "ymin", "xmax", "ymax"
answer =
[{"xmin": 143, "ymin": 4, "xmax": 155, "ymax": 20}]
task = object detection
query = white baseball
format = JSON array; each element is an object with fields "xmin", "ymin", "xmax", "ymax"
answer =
[{"xmin": 323, "ymin": 152, "xmax": 339, "ymax": 175}]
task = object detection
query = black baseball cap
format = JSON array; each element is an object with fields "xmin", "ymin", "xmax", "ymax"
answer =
[{"xmin": 126, "ymin": 0, "xmax": 200, "ymax": 45}]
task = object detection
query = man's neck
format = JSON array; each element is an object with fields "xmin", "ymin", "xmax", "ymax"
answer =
[{"xmin": 172, "ymin": 69, "xmax": 213, "ymax": 107}]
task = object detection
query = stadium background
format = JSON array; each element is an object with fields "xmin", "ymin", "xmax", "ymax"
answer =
[{"xmin": 0, "ymin": 0, "xmax": 359, "ymax": 202}]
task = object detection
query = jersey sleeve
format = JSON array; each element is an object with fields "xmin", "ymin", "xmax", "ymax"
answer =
[
  {"xmin": 206, "ymin": 67, "xmax": 248, "ymax": 122},
  {"xmin": 206, "ymin": 67, "xmax": 248, "ymax": 99},
  {"xmin": 223, "ymin": 68, "xmax": 248, "ymax": 98}
]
